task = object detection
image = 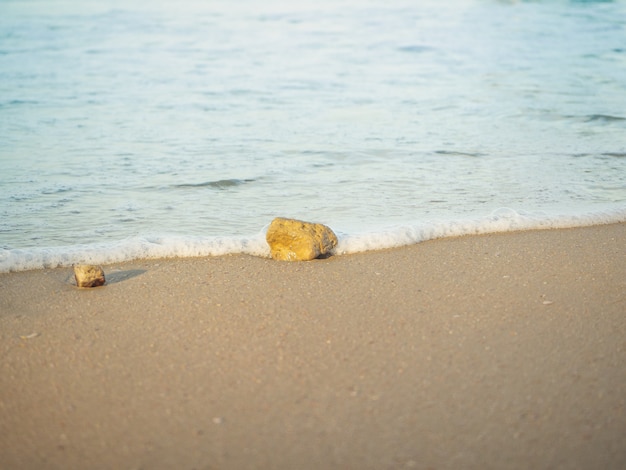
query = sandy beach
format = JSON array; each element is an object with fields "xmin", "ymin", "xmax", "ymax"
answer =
[{"xmin": 1, "ymin": 223, "xmax": 625, "ymax": 470}]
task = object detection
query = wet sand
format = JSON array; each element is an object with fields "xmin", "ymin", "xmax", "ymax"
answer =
[{"xmin": 1, "ymin": 223, "xmax": 625, "ymax": 469}]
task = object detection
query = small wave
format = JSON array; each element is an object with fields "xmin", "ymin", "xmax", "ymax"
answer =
[
  {"xmin": 397, "ymin": 45, "xmax": 434, "ymax": 54},
  {"xmin": 172, "ymin": 178, "xmax": 255, "ymax": 190},
  {"xmin": 335, "ymin": 208, "xmax": 626, "ymax": 255},
  {"xmin": 584, "ymin": 114, "xmax": 626, "ymax": 123},
  {"xmin": 0, "ymin": 99, "xmax": 39, "ymax": 107},
  {"xmin": 435, "ymin": 150, "xmax": 485, "ymax": 157},
  {"xmin": 0, "ymin": 234, "xmax": 270, "ymax": 273},
  {"xmin": 2, "ymin": 208, "xmax": 625, "ymax": 273},
  {"xmin": 41, "ymin": 186, "xmax": 73, "ymax": 195}
]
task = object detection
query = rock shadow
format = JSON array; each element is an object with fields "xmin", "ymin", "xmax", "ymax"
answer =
[{"xmin": 105, "ymin": 269, "xmax": 147, "ymax": 285}]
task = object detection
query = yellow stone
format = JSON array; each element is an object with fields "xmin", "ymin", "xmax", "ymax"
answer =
[
  {"xmin": 73, "ymin": 265, "xmax": 106, "ymax": 288},
  {"xmin": 266, "ymin": 217, "xmax": 338, "ymax": 261}
]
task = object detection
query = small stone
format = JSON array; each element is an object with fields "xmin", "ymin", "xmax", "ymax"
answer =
[
  {"xmin": 266, "ymin": 217, "xmax": 338, "ymax": 261},
  {"xmin": 20, "ymin": 332, "xmax": 40, "ymax": 339},
  {"xmin": 73, "ymin": 265, "xmax": 106, "ymax": 288}
]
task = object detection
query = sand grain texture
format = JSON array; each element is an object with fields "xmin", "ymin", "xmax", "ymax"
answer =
[{"xmin": 1, "ymin": 224, "xmax": 625, "ymax": 469}]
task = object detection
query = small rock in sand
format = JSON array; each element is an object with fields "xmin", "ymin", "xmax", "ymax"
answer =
[{"xmin": 73, "ymin": 265, "xmax": 106, "ymax": 288}]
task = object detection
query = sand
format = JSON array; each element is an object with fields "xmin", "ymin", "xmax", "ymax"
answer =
[{"xmin": 1, "ymin": 223, "xmax": 625, "ymax": 470}]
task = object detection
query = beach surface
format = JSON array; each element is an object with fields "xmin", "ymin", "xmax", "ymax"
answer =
[{"xmin": 1, "ymin": 223, "xmax": 625, "ymax": 470}]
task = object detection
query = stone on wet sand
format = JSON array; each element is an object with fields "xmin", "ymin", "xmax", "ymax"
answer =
[
  {"xmin": 73, "ymin": 265, "xmax": 106, "ymax": 287},
  {"xmin": 266, "ymin": 217, "xmax": 338, "ymax": 261}
]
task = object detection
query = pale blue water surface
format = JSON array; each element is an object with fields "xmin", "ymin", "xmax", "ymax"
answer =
[{"xmin": 1, "ymin": 0, "xmax": 625, "ymax": 271}]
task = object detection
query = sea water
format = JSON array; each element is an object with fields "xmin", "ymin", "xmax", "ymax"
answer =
[{"xmin": 1, "ymin": 0, "xmax": 625, "ymax": 272}]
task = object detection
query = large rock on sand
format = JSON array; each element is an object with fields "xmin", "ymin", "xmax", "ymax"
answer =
[
  {"xmin": 73, "ymin": 265, "xmax": 106, "ymax": 287},
  {"xmin": 266, "ymin": 217, "xmax": 338, "ymax": 261}
]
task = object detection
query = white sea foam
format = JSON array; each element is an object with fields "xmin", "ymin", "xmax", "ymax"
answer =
[
  {"xmin": 2, "ymin": 209, "xmax": 624, "ymax": 273},
  {"xmin": 0, "ymin": 233, "xmax": 271, "ymax": 273},
  {"xmin": 335, "ymin": 208, "xmax": 626, "ymax": 254}
]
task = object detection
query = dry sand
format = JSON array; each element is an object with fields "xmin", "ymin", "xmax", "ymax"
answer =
[{"xmin": 1, "ymin": 223, "xmax": 625, "ymax": 470}]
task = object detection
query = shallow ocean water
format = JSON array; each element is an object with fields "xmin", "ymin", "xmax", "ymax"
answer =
[{"xmin": 1, "ymin": 0, "xmax": 625, "ymax": 271}]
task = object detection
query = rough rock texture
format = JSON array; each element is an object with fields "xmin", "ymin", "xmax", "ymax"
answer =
[
  {"xmin": 266, "ymin": 217, "xmax": 338, "ymax": 261},
  {"xmin": 73, "ymin": 265, "xmax": 106, "ymax": 288}
]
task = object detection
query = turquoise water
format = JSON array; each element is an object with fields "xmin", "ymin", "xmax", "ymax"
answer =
[{"xmin": 1, "ymin": 0, "xmax": 626, "ymax": 271}]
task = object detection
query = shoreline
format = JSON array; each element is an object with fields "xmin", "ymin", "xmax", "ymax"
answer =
[
  {"xmin": 2, "ymin": 210, "xmax": 626, "ymax": 273},
  {"xmin": 1, "ymin": 223, "xmax": 625, "ymax": 469}
]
